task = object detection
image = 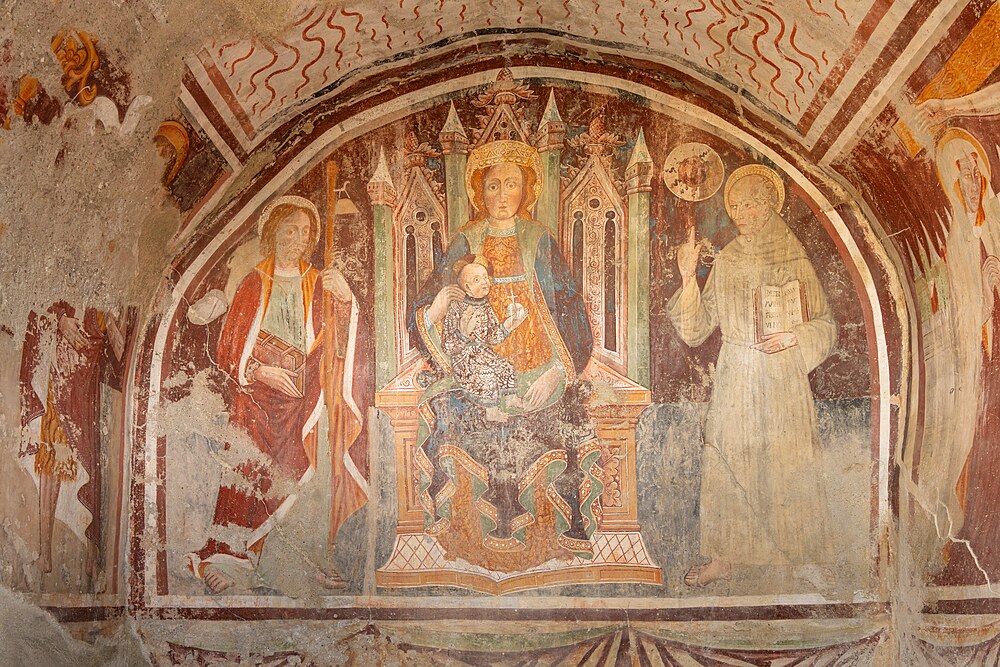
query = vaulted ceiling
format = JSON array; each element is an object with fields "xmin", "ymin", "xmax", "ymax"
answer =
[
  {"xmin": 182, "ymin": 0, "xmax": 970, "ymax": 169},
  {"xmin": 5, "ymin": 0, "xmax": 1000, "ymax": 661}
]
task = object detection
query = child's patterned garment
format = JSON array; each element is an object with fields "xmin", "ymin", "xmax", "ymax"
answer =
[{"xmin": 442, "ymin": 296, "xmax": 517, "ymax": 406}]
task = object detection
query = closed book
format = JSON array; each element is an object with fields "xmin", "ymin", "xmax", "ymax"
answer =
[{"xmin": 252, "ymin": 331, "xmax": 306, "ymax": 396}]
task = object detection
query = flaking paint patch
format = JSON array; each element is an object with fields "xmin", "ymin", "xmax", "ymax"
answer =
[
  {"xmin": 0, "ymin": 587, "xmax": 149, "ymax": 666},
  {"xmin": 0, "ymin": 0, "xmax": 306, "ymax": 339},
  {"xmin": 0, "ymin": 0, "xmax": 318, "ymax": 655}
]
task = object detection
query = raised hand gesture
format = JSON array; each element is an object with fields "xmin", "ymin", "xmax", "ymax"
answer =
[{"xmin": 677, "ymin": 226, "xmax": 700, "ymax": 287}]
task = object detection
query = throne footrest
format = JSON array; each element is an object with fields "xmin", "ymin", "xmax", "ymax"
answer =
[{"xmin": 375, "ymin": 532, "xmax": 662, "ymax": 595}]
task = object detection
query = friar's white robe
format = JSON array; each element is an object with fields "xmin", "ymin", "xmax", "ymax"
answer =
[{"xmin": 667, "ymin": 212, "xmax": 837, "ymax": 565}]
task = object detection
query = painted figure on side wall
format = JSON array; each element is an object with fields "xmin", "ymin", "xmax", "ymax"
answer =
[
  {"xmin": 406, "ymin": 140, "xmax": 602, "ymax": 571},
  {"xmin": 185, "ymin": 195, "xmax": 369, "ymax": 593},
  {"xmin": 667, "ymin": 164, "xmax": 838, "ymax": 587},
  {"xmin": 911, "ymin": 81, "xmax": 1000, "ymax": 583},
  {"xmin": 19, "ymin": 303, "xmax": 128, "ymax": 589},
  {"xmin": 916, "ymin": 82, "xmax": 1000, "ymax": 133},
  {"xmin": 932, "ymin": 127, "xmax": 1000, "ymax": 583}
]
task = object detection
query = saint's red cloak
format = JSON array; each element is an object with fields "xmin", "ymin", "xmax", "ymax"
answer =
[{"xmin": 187, "ymin": 258, "xmax": 369, "ymax": 578}]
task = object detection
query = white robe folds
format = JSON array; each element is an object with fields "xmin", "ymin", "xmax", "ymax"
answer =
[{"xmin": 667, "ymin": 213, "xmax": 837, "ymax": 565}]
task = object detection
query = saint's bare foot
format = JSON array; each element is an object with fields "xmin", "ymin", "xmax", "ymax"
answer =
[
  {"xmin": 683, "ymin": 559, "xmax": 731, "ymax": 587},
  {"xmin": 316, "ymin": 569, "xmax": 348, "ymax": 589},
  {"xmin": 204, "ymin": 568, "xmax": 234, "ymax": 593}
]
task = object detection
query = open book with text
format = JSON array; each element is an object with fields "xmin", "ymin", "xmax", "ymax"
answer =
[{"xmin": 754, "ymin": 280, "xmax": 808, "ymax": 343}]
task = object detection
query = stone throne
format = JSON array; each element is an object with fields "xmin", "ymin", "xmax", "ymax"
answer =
[{"xmin": 372, "ymin": 71, "xmax": 659, "ymax": 594}]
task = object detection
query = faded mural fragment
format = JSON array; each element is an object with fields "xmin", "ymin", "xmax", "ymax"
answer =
[
  {"xmin": 930, "ymin": 124, "xmax": 1000, "ymax": 586},
  {"xmin": 17, "ymin": 303, "xmax": 133, "ymax": 593},
  {"xmin": 852, "ymin": 2, "xmax": 1000, "ymax": 606}
]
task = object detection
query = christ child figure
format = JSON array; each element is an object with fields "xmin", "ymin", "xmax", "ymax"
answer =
[{"xmin": 441, "ymin": 255, "xmax": 528, "ymax": 422}]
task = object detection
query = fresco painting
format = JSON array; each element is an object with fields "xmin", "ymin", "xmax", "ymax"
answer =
[
  {"xmin": 126, "ymin": 70, "xmax": 880, "ymax": 603},
  {"xmin": 20, "ymin": 0, "xmax": 1000, "ymax": 659},
  {"xmin": 667, "ymin": 164, "xmax": 839, "ymax": 588},
  {"xmin": 183, "ymin": 193, "xmax": 368, "ymax": 594},
  {"xmin": 842, "ymin": 4, "xmax": 1000, "ymax": 606},
  {"xmin": 12, "ymin": 303, "xmax": 134, "ymax": 595}
]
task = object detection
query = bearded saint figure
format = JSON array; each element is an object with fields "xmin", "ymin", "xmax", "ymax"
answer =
[{"xmin": 186, "ymin": 195, "xmax": 369, "ymax": 593}]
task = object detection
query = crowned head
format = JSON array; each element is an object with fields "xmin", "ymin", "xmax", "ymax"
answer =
[{"xmin": 466, "ymin": 140, "xmax": 543, "ymax": 223}]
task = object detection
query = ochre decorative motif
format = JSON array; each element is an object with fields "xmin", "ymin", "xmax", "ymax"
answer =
[
  {"xmin": 153, "ymin": 121, "xmax": 191, "ymax": 186},
  {"xmin": 12, "ymin": 75, "xmax": 40, "ymax": 117},
  {"xmin": 51, "ymin": 30, "xmax": 101, "ymax": 106},
  {"xmin": 895, "ymin": 2, "xmax": 1000, "ymax": 155},
  {"xmin": 916, "ymin": 3, "xmax": 1000, "ymax": 106},
  {"xmin": 601, "ymin": 445, "xmax": 623, "ymax": 508}
]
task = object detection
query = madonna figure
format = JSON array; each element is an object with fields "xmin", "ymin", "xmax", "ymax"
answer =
[{"xmin": 407, "ymin": 140, "xmax": 599, "ymax": 572}]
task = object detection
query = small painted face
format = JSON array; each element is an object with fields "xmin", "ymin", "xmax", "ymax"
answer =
[
  {"xmin": 274, "ymin": 210, "xmax": 313, "ymax": 268},
  {"xmin": 459, "ymin": 262, "xmax": 492, "ymax": 299},
  {"xmin": 958, "ymin": 154, "xmax": 984, "ymax": 216},
  {"xmin": 728, "ymin": 176, "xmax": 775, "ymax": 237},
  {"xmin": 482, "ymin": 163, "xmax": 524, "ymax": 222}
]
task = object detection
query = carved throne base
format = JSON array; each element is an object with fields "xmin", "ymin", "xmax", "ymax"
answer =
[
  {"xmin": 376, "ymin": 532, "xmax": 661, "ymax": 595},
  {"xmin": 375, "ymin": 358, "xmax": 661, "ymax": 595}
]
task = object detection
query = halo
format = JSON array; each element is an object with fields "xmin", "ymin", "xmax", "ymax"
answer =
[
  {"xmin": 661, "ymin": 142, "xmax": 725, "ymax": 202},
  {"xmin": 935, "ymin": 127, "xmax": 991, "ymax": 191},
  {"xmin": 256, "ymin": 195, "xmax": 321, "ymax": 237},
  {"xmin": 465, "ymin": 140, "xmax": 543, "ymax": 212},
  {"xmin": 724, "ymin": 164, "xmax": 785, "ymax": 213},
  {"xmin": 154, "ymin": 120, "xmax": 190, "ymax": 185}
]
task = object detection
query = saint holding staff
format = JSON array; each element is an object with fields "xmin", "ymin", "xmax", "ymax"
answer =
[{"xmin": 186, "ymin": 193, "xmax": 369, "ymax": 594}]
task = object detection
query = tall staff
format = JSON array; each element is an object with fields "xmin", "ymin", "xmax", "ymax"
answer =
[
  {"xmin": 324, "ymin": 161, "xmax": 340, "ymax": 451},
  {"xmin": 323, "ymin": 162, "xmax": 365, "ymax": 558}
]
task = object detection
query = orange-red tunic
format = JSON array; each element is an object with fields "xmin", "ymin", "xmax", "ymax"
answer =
[
  {"xmin": 482, "ymin": 234, "xmax": 552, "ymax": 373},
  {"xmin": 187, "ymin": 258, "xmax": 369, "ymax": 579}
]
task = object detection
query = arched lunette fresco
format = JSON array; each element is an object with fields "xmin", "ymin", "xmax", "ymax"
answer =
[{"xmin": 130, "ymin": 63, "xmax": 904, "ymax": 613}]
